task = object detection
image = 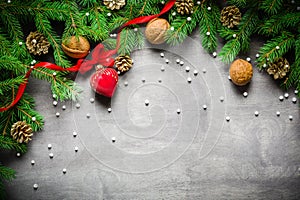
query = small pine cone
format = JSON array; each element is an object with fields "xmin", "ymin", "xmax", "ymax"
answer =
[
  {"xmin": 10, "ymin": 121, "xmax": 33, "ymax": 144},
  {"xmin": 221, "ymin": 6, "xmax": 242, "ymax": 28},
  {"xmin": 26, "ymin": 31, "xmax": 50, "ymax": 55},
  {"xmin": 267, "ymin": 57, "xmax": 290, "ymax": 80},
  {"xmin": 175, "ymin": 0, "xmax": 194, "ymax": 15},
  {"xmin": 115, "ymin": 55, "xmax": 133, "ymax": 73},
  {"xmin": 103, "ymin": 0, "xmax": 126, "ymax": 10}
]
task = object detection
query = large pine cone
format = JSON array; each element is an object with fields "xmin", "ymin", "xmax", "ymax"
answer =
[
  {"xmin": 103, "ymin": 0, "xmax": 126, "ymax": 10},
  {"xmin": 115, "ymin": 55, "xmax": 133, "ymax": 73},
  {"xmin": 26, "ymin": 31, "xmax": 50, "ymax": 55},
  {"xmin": 11, "ymin": 121, "xmax": 33, "ymax": 144},
  {"xmin": 267, "ymin": 57, "xmax": 290, "ymax": 80},
  {"xmin": 175, "ymin": 0, "xmax": 194, "ymax": 15},
  {"xmin": 221, "ymin": 6, "xmax": 241, "ymax": 28}
]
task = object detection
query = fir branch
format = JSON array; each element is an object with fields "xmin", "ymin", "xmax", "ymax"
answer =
[
  {"xmin": 0, "ymin": 76, "xmax": 25, "ymax": 95},
  {"xmin": 260, "ymin": 0, "xmax": 284, "ymax": 15},
  {"xmin": 0, "ymin": 135, "xmax": 27, "ymax": 153},
  {"xmin": 118, "ymin": 28, "xmax": 138, "ymax": 55},
  {"xmin": 0, "ymin": 56, "xmax": 27, "ymax": 75},
  {"xmin": 256, "ymin": 32, "xmax": 295, "ymax": 68},
  {"xmin": 51, "ymin": 79, "xmax": 82, "ymax": 102},
  {"xmin": 0, "ymin": 165, "xmax": 15, "ymax": 181},
  {"xmin": 0, "ymin": 32, "xmax": 12, "ymax": 57},
  {"xmin": 0, "ymin": 9, "xmax": 23, "ymax": 41},
  {"xmin": 226, "ymin": 0, "xmax": 247, "ymax": 8}
]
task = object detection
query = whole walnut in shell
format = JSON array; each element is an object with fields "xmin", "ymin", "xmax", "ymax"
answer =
[
  {"xmin": 62, "ymin": 36, "xmax": 90, "ymax": 59},
  {"xmin": 229, "ymin": 59, "xmax": 253, "ymax": 86},
  {"xmin": 145, "ymin": 18, "xmax": 170, "ymax": 45}
]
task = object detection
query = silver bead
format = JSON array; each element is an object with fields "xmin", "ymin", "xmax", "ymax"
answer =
[
  {"xmin": 62, "ymin": 168, "xmax": 67, "ymax": 174},
  {"xmin": 107, "ymin": 107, "xmax": 112, "ymax": 112},
  {"xmin": 73, "ymin": 131, "xmax": 77, "ymax": 137},
  {"xmin": 185, "ymin": 66, "xmax": 190, "ymax": 72},
  {"xmin": 225, "ymin": 116, "xmax": 230, "ymax": 121},
  {"xmin": 233, "ymin": 34, "xmax": 237, "ymax": 38},
  {"xmin": 31, "ymin": 160, "xmax": 35, "ymax": 165},
  {"xmin": 193, "ymin": 70, "xmax": 198, "ymax": 76},
  {"xmin": 179, "ymin": 61, "xmax": 184, "ymax": 66},
  {"xmin": 32, "ymin": 117, "xmax": 36, "ymax": 121},
  {"xmin": 160, "ymin": 53, "xmax": 164, "ymax": 57},
  {"xmin": 165, "ymin": 59, "xmax": 169, "ymax": 64},
  {"xmin": 111, "ymin": 137, "xmax": 116, "ymax": 143},
  {"xmin": 86, "ymin": 113, "xmax": 91, "ymax": 118},
  {"xmin": 202, "ymin": 68, "xmax": 207, "ymax": 73},
  {"xmin": 279, "ymin": 95, "xmax": 284, "ymax": 101},
  {"xmin": 85, "ymin": 12, "xmax": 89, "ymax": 16},
  {"xmin": 207, "ymin": 7, "xmax": 211, "ymax": 11},
  {"xmin": 55, "ymin": 112, "xmax": 60, "ymax": 117},
  {"xmin": 203, "ymin": 104, "xmax": 207, "ymax": 110},
  {"xmin": 243, "ymin": 92, "xmax": 248, "ymax": 97},
  {"xmin": 48, "ymin": 144, "xmax": 52, "ymax": 149},
  {"xmin": 49, "ymin": 153, "xmax": 54, "ymax": 159},
  {"xmin": 75, "ymin": 103, "xmax": 80, "ymax": 109},
  {"xmin": 254, "ymin": 111, "xmax": 259, "ymax": 116},
  {"xmin": 289, "ymin": 115, "xmax": 293, "ymax": 120},
  {"xmin": 212, "ymin": 52, "xmax": 217, "ymax": 57},
  {"xmin": 255, "ymin": 53, "xmax": 260, "ymax": 58},
  {"xmin": 74, "ymin": 146, "xmax": 79, "ymax": 152},
  {"xmin": 276, "ymin": 46, "xmax": 280, "ymax": 49},
  {"xmin": 18, "ymin": 41, "xmax": 23, "ymax": 45},
  {"xmin": 206, "ymin": 31, "xmax": 210, "ymax": 36},
  {"xmin": 176, "ymin": 59, "xmax": 180, "ymax": 64},
  {"xmin": 292, "ymin": 97, "xmax": 297, "ymax": 103},
  {"xmin": 284, "ymin": 93, "xmax": 289, "ymax": 98},
  {"xmin": 187, "ymin": 17, "xmax": 192, "ymax": 21},
  {"xmin": 89, "ymin": 98, "xmax": 95, "ymax": 103},
  {"xmin": 62, "ymin": 105, "xmax": 66, "ymax": 110},
  {"xmin": 276, "ymin": 111, "xmax": 280, "ymax": 116},
  {"xmin": 161, "ymin": 66, "xmax": 165, "ymax": 71},
  {"xmin": 33, "ymin": 183, "xmax": 38, "ymax": 190},
  {"xmin": 220, "ymin": 96, "xmax": 225, "ymax": 102},
  {"xmin": 187, "ymin": 77, "xmax": 192, "ymax": 83},
  {"xmin": 53, "ymin": 101, "xmax": 58, "ymax": 106},
  {"xmin": 145, "ymin": 99, "xmax": 149, "ymax": 106},
  {"xmin": 124, "ymin": 81, "xmax": 128, "ymax": 86},
  {"xmin": 246, "ymin": 57, "xmax": 251, "ymax": 62}
]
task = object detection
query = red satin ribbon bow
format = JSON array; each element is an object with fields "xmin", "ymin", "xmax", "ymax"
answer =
[{"xmin": 0, "ymin": 0, "xmax": 176, "ymax": 112}]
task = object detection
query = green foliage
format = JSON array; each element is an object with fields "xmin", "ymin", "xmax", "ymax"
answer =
[{"xmin": 0, "ymin": 163, "xmax": 15, "ymax": 200}]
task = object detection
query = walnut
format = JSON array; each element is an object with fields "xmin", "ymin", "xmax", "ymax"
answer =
[
  {"xmin": 145, "ymin": 18, "xmax": 170, "ymax": 45},
  {"xmin": 229, "ymin": 59, "xmax": 253, "ymax": 86},
  {"xmin": 62, "ymin": 36, "xmax": 90, "ymax": 59}
]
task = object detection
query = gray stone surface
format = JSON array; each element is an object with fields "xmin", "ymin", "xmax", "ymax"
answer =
[{"xmin": 1, "ymin": 31, "xmax": 300, "ymax": 200}]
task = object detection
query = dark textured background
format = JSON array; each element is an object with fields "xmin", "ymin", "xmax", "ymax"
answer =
[{"xmin": 1, "ymin": 30, "xmax": 300, "ymax": 200}]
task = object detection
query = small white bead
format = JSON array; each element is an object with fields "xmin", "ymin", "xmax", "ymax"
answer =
[
  {"xmin": 165, "ymin": 59, "xmax": 169, "ymax": 64},
  {"xmin": 62, "ymin": 168, "xmax": 67, "ymax": 174},
  {"xmin": 161, "ymin": 66, "xmax": 165, "ymax": 71},
  {"xmin": 133, "ymin": 28, "xmax": 138, "ymax": 32},
  {"xmin": 52, "ymin": 72, "xmax": 57, "ymax": 76},
  {"xmin": 279, "ymin": 95, "xmax": 284, "ymax": 101},
  {"xmin": 85, "ymin": 12, "xmax": 89, "ymax": 16},
  {"xmin": 263, "ymin": 63, "xmax": 267, "ymax": 68},
  {"xmin": 276, "ymin": 46, "xmax": 280, "ymax": 49},
  {"xmin": 202, "ymin": 68, "xmax": 207, "ymax": 73},
  {"xmin": 291, "ymin": 0, "xmax": 295, "ymax": 3},
  {"xmin": 89, "ymin": 98, "xmax": 95, "ymax": 103},
  {"xmin": 161, "ymin": 1, "xmax": 165, "ymax": 4},
  {"xmin": 284, "ymin": 93, "xmax": 289, "ymax": 98},
  {"xmin": 206, "ymin": 31, "xmax": 210, "ymax": 36},
  {"xmin": 53, "ymin": 101, "xmax": 58, "ymax": 106},
  {"xmin": 86, "ymin": 113, "xmax": 90, "ymax": 118},
  {"xmin": 276, "ymin": 111, "xmax": 280, "ymax": 116},
  {"xmin": 289, "ymin": 115, "xmax": 293, "ymax": 120},
  {"xmin": 145, "ymin": 99, "xmax": 149, "ymax": 106},
  {"xmin": 75, "ymin": 103, "xmax": 80, "ymax": 108},
  {"xmin": 111, "ymin": 137, "xmax": 116, "ymax": 142},
  {"xmin": 124, "ymin": 81, "xmax": 128, "ymax": 86},
  {"xmin": 255, "ymin": 53, "xmax": 260, "ymax": 58},
  {"xmin": 107, "ymin": 12, "xmax": 111, "ymax": 17},
  {"xmin": 172, "ymin": 12, "xmax": 176, "ymax": 16},
  {"xmin": 197, "ymin": 1, "xmax": 201, "ymax": 5},
  {"xmin": 207, "ymin": 7, "xmax": 211, "ymax": 11},
  {"xmin": 107, "ymin": 107, "xmax": 112, "ymax": 112},
  {"xmin": 160, "ymin": 53, "xmax": 164, "ymax": 57},
  {"xmin": 7, "ymin": 0, "xmax": 11, "ymax": 3},
  {"xmin": 32, "ymin": 60, "xmax": 36, "ymax": 64},
  {"xmin": 74, "ymin": 146, "xmax": 79, "ymax": 152},
  {"xmin": 32, "ymin": 117, "xmax": 36, "ymax": 121},
  {"xmin": 254, "ymin": 111, "xmax": 259, "ymax": 116},
  {"xmin": 49, "ymin": 153, "xmax": 54, "ymax": 159},
  {"xmin": 56, "ymin": 112, "xmax": 60, "ymax": 117},
  {"xmin": 179, "ymin": 61, "xmax": 184, "ymax": 66},
  {"xmin": 176, "ymin": 59, "xmax": 180, "ymax": 64},
  {"xmin": 31, "ymin": 160, "xmax": 35, "ymax": 165},
  {"xmin": 62, "ymin": 105, "xmax": 66, "ymax": 110},
  {"xmin": 18, "ymin": 41, "xmax": 23, "ymax": 45},
  {"xmin": 176, "ymin": 109, "xmax": 181, "ymax": 114},
  {"xmin": 73, "ymin": 131, "xmax": 77, "ymax": 137},
  {"xmin": 203, "ymin": 105, "xmax": 207, "ymax": 110},
  {"xmin": 295, "ymin": 90, "xmax": 299, "ymax": 94},
  {"xmin": 246, "ymin": 57, "xmax": 251, "ymax": 62},
  {"xmin": 52, "ymin": 94, "xmax": 57, "ymax": 99},
  {"xmin": 292, "ymin": 97, "xmax": 297, "ymax": 103},
  {"xmin": 33, "ymin": 184, "xmax": 38, "ymax": 190},
  {"xmin": 297, "ymin": 6, "xmax": 300, "ymax": 11},
  {"xmin": 220, "ymin": 96, "xmax": 225, "ymax": 102},
  {"xmin": 16, "ymin": 153, "xmax": 21, "ymax": 157},
  {"xmin": 187, "ymin": 17, "xmax": 191, "ymax": 21},
  {"xmin": 225, "ymin": 116, "xmax": 230, "ymax": 121},
  {"xmin": 185, "ymin": 66, "xmax": 190, "ymax": 72},
  {"xmin": 233, "ymin": 34, "xmax": 237, "ymax": 38},
  {"xmin": 48, "ymin": 144, "xmax": 52, "ymax": 149},
  {"xmin": 193, "ymin": 70, "xmax": 198, "ymax": 76},
  {"xmin": 212, "ymin": 52, "xmax": 217, "ymax": 57},
  {"xmin": 228, "ymin": 76, "xmax": 231, "ymax": 80},
  {"xmin": 243, "ymin": 92, "xmax": 248, "ymax": 97},
  {"xmin": 142, "ymin": 78, "xmax": 146, "ymax": 83},
  {"xmin": 187, "ymin": 77, "xmax": 192, "ymax": 83},
  {"xmin": 170, "ymin": 26, "xmax": 174, "ymax": 31}
]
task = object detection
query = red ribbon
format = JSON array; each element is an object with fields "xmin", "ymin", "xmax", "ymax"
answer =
[{"xmin": 0, "ymin": 0, "xmax": 176, "ymax": 112}]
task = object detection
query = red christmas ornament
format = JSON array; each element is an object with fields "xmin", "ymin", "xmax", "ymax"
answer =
[{"xmin": 90, "ymin": 67, "xmax": 118, "ymax": 98}]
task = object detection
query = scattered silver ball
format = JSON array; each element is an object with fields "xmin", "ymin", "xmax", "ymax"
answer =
[
  {"xmin": 62, "ymin": 105, "xmax": 66, "ymax": 110},
  {"xmin": 254, "ymin": 111, "xmax": 259, "ymax": 116},
  {"xmin": 206, "ymin": 31, "xmax": 210, "ymax": 36},
  {"xmin": 279, "ymin": 95, "xmax": 284, "ymax": 101},
  {"xmin": 295, "ymin": 90, "xmax": 299, "ymax": 94},
  {"xmin": 243, "ymin": 92, "xmax": 248, "ymax": 97},
  {"xmin": 75, "ymin": 103, "xmax": 80, "ymax": 109},
  {"xmin": 56, "ymin": 112, "xmax": 60, "ymax": 117},
  {"xmin": 117, "ymin": 71, "xmax": 121, "ymax": 75},
  {"xmin": 49, "ymin": 153, "xmax": 54, "ymax": 159},
  {"xmin": 32, "ymin": 117, "xmax": 36, "ymax": 121},
  {"xmin": 53, "ymin": 101, "xmax": 58, "ymax": 106},
  {"xmin": 179, "ymin": 60, "xmax": 184, "ymax": 66},
  {"xmin": 276, "ymin": 111, "xmax": 280, "ymax": 116},
  {"xmin": 89, "ymin": 98, "xmax": 95, "ymax": 103},
  {"xmin": 225, "ymin": 116, "xmax": 230, "ymax": 121},
  {"xmin": 255, "ymin": 53, "xmax": 260, "ymax": 58},
  {"xmin": 107, "ymin": 12, "xmax": 111, "ymax": 17},
  {"xmin": 142, "ymin": 78, "xmax": 146, "ymax": 83},
  {"xmin": 212, "ymin": 52, "xmax": 217, "ymax": 57},
  {"xmin": 176, "ymin": 59, "xmax": 180, "ymax": 64},
  {"xmin": 62, "ymin": 168, "xmax": 67, "ymax": 174},
  {"xmin": 276, "ymin": 46, "xmax": 280, "ymax": 49},
  {"xmin": 52, "ymin": 94, "xmax": 57, "ymax": 99},
  {"xmin": 292, "ymin": 97, "xmax": 297, "ymax": 103},
  {"xmin": 73, "ymin": 131, "xmax": 77, "ymax": 137},
  {"xmin": 233, "ymin": 34, "xmax": 237, "ymax": 38},
  {"xmin": 193, "ymin": 70, "xmax": 198, "ymax": 76},
  {"xmin": 220, "ymin": 96, "xmax": 225, "ymax": 102},
  {"xmin": 187, "ymin": 17, "xmax": 192, "ymax": 21},
  {"xmin": 161, "ymin": 66, "xmax": 165, "ymax": 71},
  {"xmin": 246, "ymin": 57, "xmax": 251, "ymax": 62},
  {"xmin": 16, "ymin": 153, "xmax": 21, "ymax": 157},
  {"xmin": 86, "ymin": 113, "xmax": 91, "ymax": 118},
  {"xmin": 228, "ymin": 75, "xmax": 231, "ymax": 81},
  {"xmin": 31, "ymin": 160, "xmax": 35, "ymax": 165},
  {"xmin": 161, "ymin": 1, "xmax": 165, "ymax": 4},
  {"xmin": 165, "ymin": 59, "xmax": 169, "ymax": 64},
  {"xmin": 202, "ymin": 68, "xmax": 207, "ymax": 73},
  {"xmin": 263, "ymin": 63, "xmax": 267, "ymax": 68},
  {"xmin": 107, "ymin": 107, "xmax": 112, "ymax": 112},
  {"xmin": 170, "ymin": 26, "xmax": 175, "ymax": 31},
  {"xmin": 197, "ymin": 1, "xmax": 201, "ymax": 5},
  {"xmin": 203, "ymin": 104, "xmax": 207, "ymax": 110},
  {"xmin": 160, "ymin": 53, "xmax": 164, "ymax": 57},
  {"xmin": 176, "ymin": 109, "xmax": 181, "ymax": 114},
  {"xmin": 145, "ymin": 99, "xmax": 150, "ymax": 106},
  {"xmin": 18, "ymin": 41, "xmax": 23, "ymax": 45},
  {"xmin": 124, "ymin": 81, "xmax": 128, "ymax": 86},
  {"xmin": 207, "ymin": 6, "xmax": 211, "ymax": 11},
  {"xmin": 111, "ymin": 137, "xmax": 116, "ymax": 143},
  {"xmin": 33, "ymin": 183, "xmax": 38, "ymax": 190},
  {"xmin": 284, "ymin": 93, "xmax": 289, "ymax": 98},
  {"xmin": 289, "ymin": 115, "xmax": 293, "ymax": 120},
  {"xmin": 187, "ymin": 77, "xmax": 192, "ymax": 83},
  {"xmin": 85, "ymin": 12, "xmax": 90, "ymax": 16},
  {"xmin": 52, "ymin": 72, "xmax": 57, "ymax": 76},
  {"xmin": 185, "ymin": 66, "xmax": 190, "ymax": 72},
  {"xmin": 172, "ymin": 12, "xmax": 176, "ymax": 16},
  {"xmin": 74, "ymin": 146, "xmax": 79, "ymax": 152},
  {"xmin": 133, "ymin": 28, "xmax": 138, "ymax": 32},
  {"xmin": 48, "ymin": 144, "xmax": 52, "ymax": 149}
]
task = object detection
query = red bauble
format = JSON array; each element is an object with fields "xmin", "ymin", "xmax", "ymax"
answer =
[{"xmin": 90, "ymin": 68, "xmax": 118, "ymax": 98}]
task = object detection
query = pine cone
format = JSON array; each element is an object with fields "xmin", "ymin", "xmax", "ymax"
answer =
[
  {"xmin": 267, "ymin": 57, "xmax": 290, "ymax": 80},
  {"xmin": 175, "ymin": 0, "xmax": 194, "ymax": 15},
  {"xmin": 115, "ymin": 55, "xmax": 133, "ymax": 73},
  {"xmin": 103, "ymin": 0, "xmax": 126, "ymax": 10},
  {"xmin": 10, "ymin": 121, "xmax": 33, "ymax": 144},
  {"xmin": 26, "ymin": 31, "xmax": 50, "ymax": 55},
  {"xmin": 221, "ymin": 6, "xmax": 241, "ymax": 28}
]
